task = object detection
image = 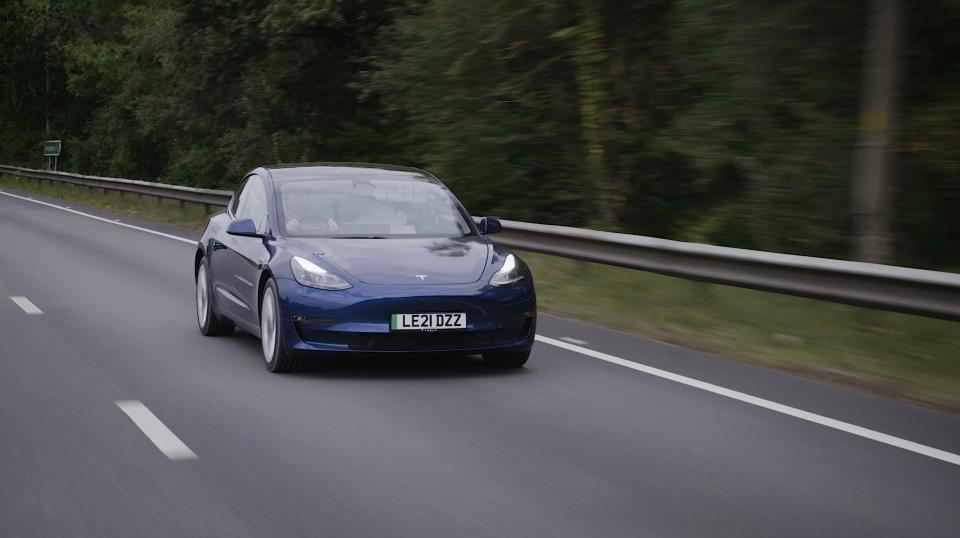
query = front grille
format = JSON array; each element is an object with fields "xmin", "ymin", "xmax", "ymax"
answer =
[
  {"xmin": 347, "ymin": 327, "xmax": 514, "ymax": 351},
  {"xmin": 296, "ymin": 318, "xmax": 532, "ymax": 351}
]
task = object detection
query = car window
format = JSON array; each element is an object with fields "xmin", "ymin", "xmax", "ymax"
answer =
[
  {"xmin": 234, "ymin": 174, "xmax": 269, "ymax": 234},
  {"xmin": 230, "ymin": 177, "xmax": 248, "ymax": 215},
  {"xmin": 277, "ymin": 177, "xmax": 473, "ymax": 238}
]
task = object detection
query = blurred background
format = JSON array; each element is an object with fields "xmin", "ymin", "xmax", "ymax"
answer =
[
  {"xmin": 1, "ymin": 0, "xmax": 958, "ymax": 407},
  {"xmin": 2, "ymin": 0, "xmax": 957, "ymax": 269}
]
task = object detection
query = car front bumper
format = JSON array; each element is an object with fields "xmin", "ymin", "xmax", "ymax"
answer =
[{"xmin": 275, "ymin": 276, "xmax": 536, "ymax": 355}]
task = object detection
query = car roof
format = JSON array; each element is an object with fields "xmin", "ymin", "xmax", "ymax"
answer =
[{"xmin": 264, "ymin": 162, "xmax": 440, "ymax": 183}]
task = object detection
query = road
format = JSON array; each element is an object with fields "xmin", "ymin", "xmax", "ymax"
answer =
[{"xmin": 0, "ymin": 188, "xmax": 958, "ymax": 537}]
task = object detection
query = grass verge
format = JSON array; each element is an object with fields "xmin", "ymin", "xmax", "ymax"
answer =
[
  {"xmin": 0, "ymin": 174, "xmax": 213, "ymax": 231},
  {"xmin": 522, "ymin": 251, "xmax": 960, "ymax": 412},
  {"xmin": 3, "ymin": 174, "xmax": 958, "ymax": 411}
]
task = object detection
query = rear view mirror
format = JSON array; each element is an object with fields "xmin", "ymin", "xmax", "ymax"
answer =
[{"xmin": 479, "ymin": 217, "xmax": 503, "ymax": 235}]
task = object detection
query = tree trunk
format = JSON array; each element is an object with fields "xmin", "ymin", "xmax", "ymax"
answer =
[
  {"xmin": 572, "ymin": 1, "xmax": 615, "ymax": 228},
  {"xmin": 851, "ymin": 0, "xmax": 901, "ymax": 264}
]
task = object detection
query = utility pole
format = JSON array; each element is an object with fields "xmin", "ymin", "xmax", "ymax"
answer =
[
  {"xmin": 44, "ymin": 0, "xmax": 51, "ymax": 137},
  {"xmin": 852, "ymin": 0, "xmax": 901, "ymax": 264}
]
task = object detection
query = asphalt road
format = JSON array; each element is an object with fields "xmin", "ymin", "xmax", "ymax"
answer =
[{"xmin": 1, "ymin": 188, "xmax": 958, "ymax": 537}]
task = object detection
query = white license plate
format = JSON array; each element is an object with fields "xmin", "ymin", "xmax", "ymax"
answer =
[{"xmin": 390, "ymin": 313, "xmax": 466, "ymax": 331}]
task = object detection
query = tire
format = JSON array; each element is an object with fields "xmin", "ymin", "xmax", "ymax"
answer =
[
  {"xmin": 260, "ymin": 279, "xmax": 301, "ymax": 373},
  {"xmin": 196, "ymin": 263, "xmax": 235, "ymax": 336},
  {"xmin": 481, "ymin": 349, "xmax": 531, "ymax": 368}
]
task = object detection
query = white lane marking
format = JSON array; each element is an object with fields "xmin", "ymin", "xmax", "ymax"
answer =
[
  {"xmin": 10, "ymin": 296, "xmax": 43, "ymax": 315},
  {"xmin": 116, "ymin": 400, "xmax": 197, "ymax": 460},
  {"xmin": 560, "ymin": 336, "xmax": 589, "ymax": 346},
  {"xmin": 0, "ymin": 190, "xmax": 195, "ymax": 245},
  {"xmin": 535, "ymin": 334, "xmax": 960, "ymax": 467}
]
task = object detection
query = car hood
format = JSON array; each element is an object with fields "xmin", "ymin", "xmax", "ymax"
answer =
[{"xmin": 286, "ymin": 236, "xmax": 490, "ymax": 285}]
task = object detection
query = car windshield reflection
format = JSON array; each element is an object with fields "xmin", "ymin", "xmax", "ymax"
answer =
[{"xmin": 279, "ymin": 177, "xmax": 474, "ymax": 238}]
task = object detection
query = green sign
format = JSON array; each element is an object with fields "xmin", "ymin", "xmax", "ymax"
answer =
[{"xmin": 43, "ymin": 140, "xmax": 61, "ymax": 157}]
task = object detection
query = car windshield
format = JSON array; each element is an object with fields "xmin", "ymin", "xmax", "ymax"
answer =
[{"xmin": 278, "ymin": 177, "xmax": 474, "ymax": 238}]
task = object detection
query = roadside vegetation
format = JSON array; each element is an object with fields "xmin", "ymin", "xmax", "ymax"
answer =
[
  {"xmin": 3, "ymin": 174, "xmax": 957, "ymax": 412},
  {"xmin": 2, "ymin": 1, "xmax": 960, "ymax": 271},
  {"xmin": 522, "ymin": 251, "xmax": 960, "ymax": 412}
]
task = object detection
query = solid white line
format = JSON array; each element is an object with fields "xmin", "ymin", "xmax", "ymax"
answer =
[
  {"xmin": 10, "ymin": 296, "xmax": 43, "ymax": 315},
  {"xmin": 0, "ymin": 190, "xmax": 195, "ymax": 245},
  {"xmin": 560, "ymin": 336, "xmax": 589, "ymax": 346},
  {"xmin": 535, "ymin": 334, "xmax": 960, "ymax": 467},
  {"xmin": 115, "ymin": 400, "xmax": 197, "ymax": 460}
]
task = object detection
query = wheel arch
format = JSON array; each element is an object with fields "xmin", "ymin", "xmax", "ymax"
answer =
[
  {"xmin": 194, "ymin": 246, "xmax": 204, "ymax": 279},
  {"xmin": 257, "ymin": 268, "xmax": 275, "ymax": 320}
]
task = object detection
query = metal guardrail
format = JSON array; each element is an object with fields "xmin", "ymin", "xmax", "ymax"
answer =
[
  {"xmin": 3, "ymin": 164, "xmax": 959, "ymax": 321},
  {"xmin": 493, "ymin": 221, "xmax": 960, "ymax": 321},
  {"xmin": 0, "ymin": 164, "xmax": 232, "ymax": 208}
]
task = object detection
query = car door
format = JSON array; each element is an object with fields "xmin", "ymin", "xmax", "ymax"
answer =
[{"xmin": 212, "ymin": 173, "xmax": 272, "ymax": 327}]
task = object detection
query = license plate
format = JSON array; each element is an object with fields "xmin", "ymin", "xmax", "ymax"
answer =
[{"xmin": 390, "ymin": 313, "xmax": 466, "ymax": 331}]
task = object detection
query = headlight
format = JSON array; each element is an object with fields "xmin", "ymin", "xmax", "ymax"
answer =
[
  {"xmin": 490, "ymin": 254, "xmax": 524, "ymax": 286},
  {"xmin": 291, "ymin": 256, "xmax": 352, "ymax": 290}
]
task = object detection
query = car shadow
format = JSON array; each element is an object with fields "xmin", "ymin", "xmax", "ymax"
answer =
[{"xmin": 231, "ymin": 332, "xmax": 530, "ymax": 380}]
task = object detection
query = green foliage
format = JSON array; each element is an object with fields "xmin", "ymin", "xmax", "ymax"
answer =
[
  {"xmin": 368, "ymin": 0, "xmax": 590, "ymax": 225},
  {"xmin": 1, "ymin": 0, "xmax": 958, "ymax": 268},
  {"xmin": 666, "ymin": 1, "xmax": 867, "ymax": 257}
]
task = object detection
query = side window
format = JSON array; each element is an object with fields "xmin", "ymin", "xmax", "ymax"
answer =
[
  {"xmin": 230, "ymin": 177, "xmax": 248, "ymax": 215},
  {"xmin": 233, "ymin": 174, "xmax": 269, "ymax": 234}
]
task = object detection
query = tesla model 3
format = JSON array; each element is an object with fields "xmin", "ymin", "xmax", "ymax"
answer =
[{"xmin": 194, "ymin": 163, "xmax": 536, "ymax": 372}]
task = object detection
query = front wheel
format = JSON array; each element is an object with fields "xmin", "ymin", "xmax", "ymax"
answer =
[
  {"xmin": 482, "ymin": 349, "xmax": 531, "ymax": 368},
  {"xmin": 260, "ymin": 279, "xmax": 301, "ymax": 373},
  {"xmin": 196, "ymin": 263, "xmax": 234, "ymax": 336}
]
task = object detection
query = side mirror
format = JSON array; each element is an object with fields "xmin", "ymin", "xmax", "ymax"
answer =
[
  {"xmin": 226, "ymin": 218, "xmax": 262, "ymax": 237},
  {"xmin": 478, "ymin": 217, "xmax": 503, "ymax": 235}
]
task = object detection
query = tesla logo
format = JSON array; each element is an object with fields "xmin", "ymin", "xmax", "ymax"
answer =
[{"xmin": 415, "ymin": 274, "xmax": 428, "ymax": 281}]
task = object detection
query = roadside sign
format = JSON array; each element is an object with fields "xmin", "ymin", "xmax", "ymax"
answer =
[
  {"xmin": 43, "ymin": 139, "xmax": 62, "ymax": 170},
  {"xmin": 43, "ymin": 140, "xmax": 61, "ymax": 157}
]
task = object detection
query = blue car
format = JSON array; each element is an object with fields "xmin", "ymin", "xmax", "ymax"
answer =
[{"xmin": 194, "ymin": 163, "xmax": 536, "ymax": 372}]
